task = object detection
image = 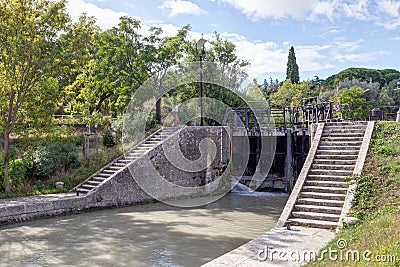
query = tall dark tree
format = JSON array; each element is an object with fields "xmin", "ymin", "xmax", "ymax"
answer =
[{"xmin": 286, "ymin": 46, "xmax": 300, "ymax": 83}]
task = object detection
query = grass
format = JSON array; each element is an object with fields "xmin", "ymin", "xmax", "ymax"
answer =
[{"xmin": 306, "ymin": 121, "xmax": 400, "ymax": 267}]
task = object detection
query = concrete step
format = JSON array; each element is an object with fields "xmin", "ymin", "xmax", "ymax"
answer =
[
  {"xmin": 308, "ymin": 169, "xmax": 353, "ymax": 176},
  {"xmin": 323, "ymin": 128, "xmax": 366, "ymax": 134},
  {"xmin": 311, "ymin": 164, "xmax": 355, "ymax": 170},
  {"xmin": 321, "ymin": 137, "xmax": 364, "ymax": 142},
  {"xmin": 103, "ymin": 169, "xmax": 117, "ymax": 174},
  {"xmin": 320, "ymin": 141, "xmax": 363, "ymax": 146},
  {"xmin": 318, "ymin": 145, "xmax": 361, "ymax": 151},
  {"xmin": 312, "ymin": 159, "xmax": 356, "ymax": 165},
  {"xmin": 301, "ymin": 191, "xmax": 346, "ymax": 201},
  {"xmin": 325, "ymin": 122, "xmax": 367, "ymax": 126},
  {"xmin": 305, "ymin": 180, "xmax": 347, "ymax": 187},
  {"xmin": 113, "ymin": 163, "xmax": 126, "ymax": 167},
  {"xmin": 294, "ymin": 204, "xmax": 342, "ymax": 214},
  {"xmin": 289, "ymin": 218, "xmax": 338, "ymax": 229},
  {"xmin": 297, "ymin": 198, "xmax": 344, "ymax": 207},
  {"xmin": 82, "ymin": 184, "xmax": 97, "ymax": 190},
  {"xmin": 307, "ymin": 174, "xmax": 348, "ymax": 181},
  {"xmin": 302, "ymin": 186, "xmax": 348, "ymax": 194},
  {"xmin": 314, "ymin": 154, "xmax": 358, "ymax": 161},
  {"xmin": 322, "ymin": 132, "xmax": 365, "ymax": 137},
  {"xmin": 97, "ymin": 173, "xmax": 111, "ymax": 177},
  {"xmin": 109, "ymin": 166, "xmax": 123, "ymax": 170},
  {"xmin": 140, "ymin": 143, "xmax": 157, "ymax": 147},
  {"xmin": 118, "ymin": 159, "xmax": 134, "ymax": 163},
  {"xmin": 316, "ymin": 150, "xmax": 359, "ymax": 155},
  {"xmin": 93, "ymin": 177, "xmax": 107, "ymax": 182},
  {"xmin": 291, "ymin": 211, "xmax": 341, "ymax": 222},
  {"xmin": 87, "ymin": 180, "xmax": 102, "ymax": 186},
  {"xmin": 76, "ymin": 188, "xmax": 90, "ymax": 194}
]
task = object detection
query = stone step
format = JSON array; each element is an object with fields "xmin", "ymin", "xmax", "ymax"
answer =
[
  {"xmin": 311, "ymin": 164, "xmax": 355, "ymax": 170},
  {"xmin": 146, "ymin": 141, "xmax": 161, "ymax": 144},
  {"xmin": 289, "ymin": 218, "xmax": 338, "ymax": 229},
  {"xmin": 323, "ymin": 128, "xmax": 366, "ymax": 133},
  {"xmin": 316, "ymin": 150, "xmax": 360, "ymax": 155},
  {"xmin": 321, "ymin": 137, "xmax": 364, "ymax": 142},
  {"xmin": 314, "ymin": 154, "xmax": 358, "ymax": 161},
  {"xmin": 305, "ymin": 180, "xmax": 347, "ymax": 188},
  {"xmin": 109, "ymin": 166, "xmax": 123, "ymax": 170},
  {"xmin": 302, "ymin": 186, "xmax": 348, "ymax": 194},
  {"xmin": 308, "ymin": 169, "xmax": 353, "ymax": 176},
  {"xmin": 318, "ymin": 145, "xmax": 361, "ymax": 151},
  {"xmin": 93, "ymin": 177, "xmax": 107, "ymax": 182},
  {"xmin": 294, "ymin": 204, "xmax": 342, "ymax": 214},
  {"xmin": 297, "ymin": 198, "xmax": 344, "ymax": 207},
  {"xmin": 82, "ymin": 184, "xmax": 97, "ymax": 189},
  {"xmin": 300, "ymin": 191, "xmax": 347, "ymax": 201},
  {"xmin": 113, "ymin": 163, "xmax": 126, "ymax": 167},
  {"xmin": 76, "ymin": 188, "xmax": 90, "ymax": 194},
  {"xmin": 320, "ymin": 141, "xmax": 363, "ymax": 146},
  {"xmin": 325, "ymin": 122, "xmax": 367, "ymax": 126},
  {"xmin": 87, "ymin": 180, "xmax": 102, "ymax": 185},
  {"xmin": 103, "ymin": 169, "xmax": 117, "ymax": 174},
  {"xmin": 118, "ymin": 159, "xmax": 134, "ymax": 163},
  {"xmin": 140, "ymin": 143, "xmax": 157, "ymax": 147},
  {"xmin": 322, "ymin": 132, "xmax": 365, "ymax": 137},
  {"xmin": 97, "ymin": 173, "xmax": 111, "ymax": 177},
  {"xmin": 307, "ymin": 174, "xmax": 348, "ymax": 181},
  {"xmin": 312, "ymin": 159, "xmax": 356, "ymax": 165},
  {"xmin": 291, "ymin": 211, "xmax": 341, "ymax": 222}
]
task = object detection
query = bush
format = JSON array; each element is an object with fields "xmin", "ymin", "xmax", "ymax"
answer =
[
  {"xmin": 102, "ymin": 129, "xmax": 116, "ymax": 148},
  {"xmin": 32, "ymin": 141, "xmax": 80, "ymax": 178}
]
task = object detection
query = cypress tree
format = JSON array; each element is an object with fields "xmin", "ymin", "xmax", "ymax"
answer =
[{"xmin": 286, "ymin": 46, "xmax": 300, "ymax": 83}]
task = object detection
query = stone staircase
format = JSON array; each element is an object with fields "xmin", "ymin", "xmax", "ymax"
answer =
[
  {"xmin": 288, "ymin": 122, "xmax": 368, "ymax": 229},
  {"xmin": 74, "ymin": 127, "xmax": 180, "ymax": 196}
]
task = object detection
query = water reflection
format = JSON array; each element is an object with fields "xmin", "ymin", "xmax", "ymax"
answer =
[{"xmin": 0, "ymin": 193, "xmax": 288, "ymax": 267}]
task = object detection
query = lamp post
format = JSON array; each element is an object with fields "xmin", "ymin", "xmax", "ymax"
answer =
[{"xmin": 196, "ymin": 35, "xmax": 207, "ymax": 126}]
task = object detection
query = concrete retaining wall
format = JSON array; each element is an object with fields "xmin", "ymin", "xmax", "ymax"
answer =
[{"xmin": 0, "ymin": 126, "xmax": 230, "ymax": 225}]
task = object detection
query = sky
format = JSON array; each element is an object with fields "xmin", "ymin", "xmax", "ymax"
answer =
[{"xmin": 66, "ymin": 0, "xmax": 400, "ymax": 82}]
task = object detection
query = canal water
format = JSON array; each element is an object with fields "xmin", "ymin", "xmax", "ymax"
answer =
[{"xmin": 0, "ymin": 192, "xmax": 288, "ymax": 267}]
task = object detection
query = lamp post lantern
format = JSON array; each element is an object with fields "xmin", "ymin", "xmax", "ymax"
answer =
[{"xmin": 196, "ymin": 35, "xmax": 207, "ymax": 126}]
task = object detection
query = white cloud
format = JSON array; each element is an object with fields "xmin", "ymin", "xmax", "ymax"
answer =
[
  {"xmin": 377, "ymin": 17, "xmax": 400, "ymax": 29},
  {"xmin": 66, "ymin": 0, "xmax": 129, "ymax": 29},
  {"xmin": 341, "ymin": 0, "xmax": 370, "ymax": 21},
  {"xmin": 391, "ymin": 36, "xmax": 400, "ymax": 41},
  {"xmin": 334, "ymin": 39, "xmax": 364, "ymax": 52},
  {"xmin": 377, "ymin": 0, "xmax": 400, "ymax": 17},
  {"xmin": 332, "ymin": 51, "xmax": 388, "ymax": 62},
  {"xmin": 158, "ymin": 0, "xmax": 207, "ymax": 16},
  {"xmin": 218, "ymin": 0, "xmax": 317, "ymax": 20}
]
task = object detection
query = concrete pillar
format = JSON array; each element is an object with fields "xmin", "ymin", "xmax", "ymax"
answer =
[
  {"xmin": 284, "ymin": 129, "xmax": 294, "ymax": 192},
  {"xmin": 396, "ymin": 108, "xmax": 400, "ymax": 122}
]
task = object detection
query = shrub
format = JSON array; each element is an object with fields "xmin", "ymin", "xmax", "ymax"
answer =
[
  {"xmin": 32, "ymin": 141, "xmax": 80, "ymax": 178},
  {"xmin": 102, "ymin": 128, "xmax": 116, "ymax": 148}
]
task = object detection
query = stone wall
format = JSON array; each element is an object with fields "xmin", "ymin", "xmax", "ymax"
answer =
[{"xmin": 0, "ymin": 126, "xmax": 231, "ymax": 224}]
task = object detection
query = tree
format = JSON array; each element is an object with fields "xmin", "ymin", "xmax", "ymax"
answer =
[
  {"xmin": 286, "ymin": 46, "xmax": 299, "ymax": 83},
  {"xmin": 0, "ymin": 0, "xmax": 69, "ymax": 192},
  {"xmin": 332, "ymin": 86, "xmax": 371, "ymax": 120},
  {"xmin": 150, "ymin": 25, "xmax": 190, "ymax": 123}
]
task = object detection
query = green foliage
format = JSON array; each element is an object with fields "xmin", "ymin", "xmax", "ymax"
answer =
[
  {"xmin": 324, "ymin": 67, "xmax": 400, "ymax": 88},
  {"xmin": 32, "ymin": 142, "xmax": 80, "ymax": 178},
  {"xmin": 286, "ymin": 46, "xmax": 300, "ymax": 83},
  {"xmin": 269, "ymin": 80, "xmax": 314, "ymax": 106},
  {"xmin": 331, "ymin": 85, "xmax": 371, "ymax": 120},
  {"xmin": 102, "ymin": 129, "xmax": 116, "ymax": 148}
]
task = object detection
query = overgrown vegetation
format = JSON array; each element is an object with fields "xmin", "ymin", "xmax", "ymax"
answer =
[{"xmin": 307, "ymin": 121, "xmax": 400, "ymax": 266}]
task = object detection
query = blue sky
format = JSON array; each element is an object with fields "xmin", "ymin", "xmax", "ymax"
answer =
[{"xmin": 66, "ymin": 0, "xmax": 400, "ymax": 82}]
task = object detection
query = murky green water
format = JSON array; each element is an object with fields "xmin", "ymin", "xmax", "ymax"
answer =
[{"xmin": 0, "ymin": 192, "xmax": 288, "ymax": 267}]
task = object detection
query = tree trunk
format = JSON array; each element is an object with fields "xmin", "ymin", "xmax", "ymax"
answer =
[
  {"xmin": 156, "ymin": 99, "xmax": 161, "ymax": 124},
  {"xmin": 3, "ymin": 131, "xmax": 11, "ymax": 193}
]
